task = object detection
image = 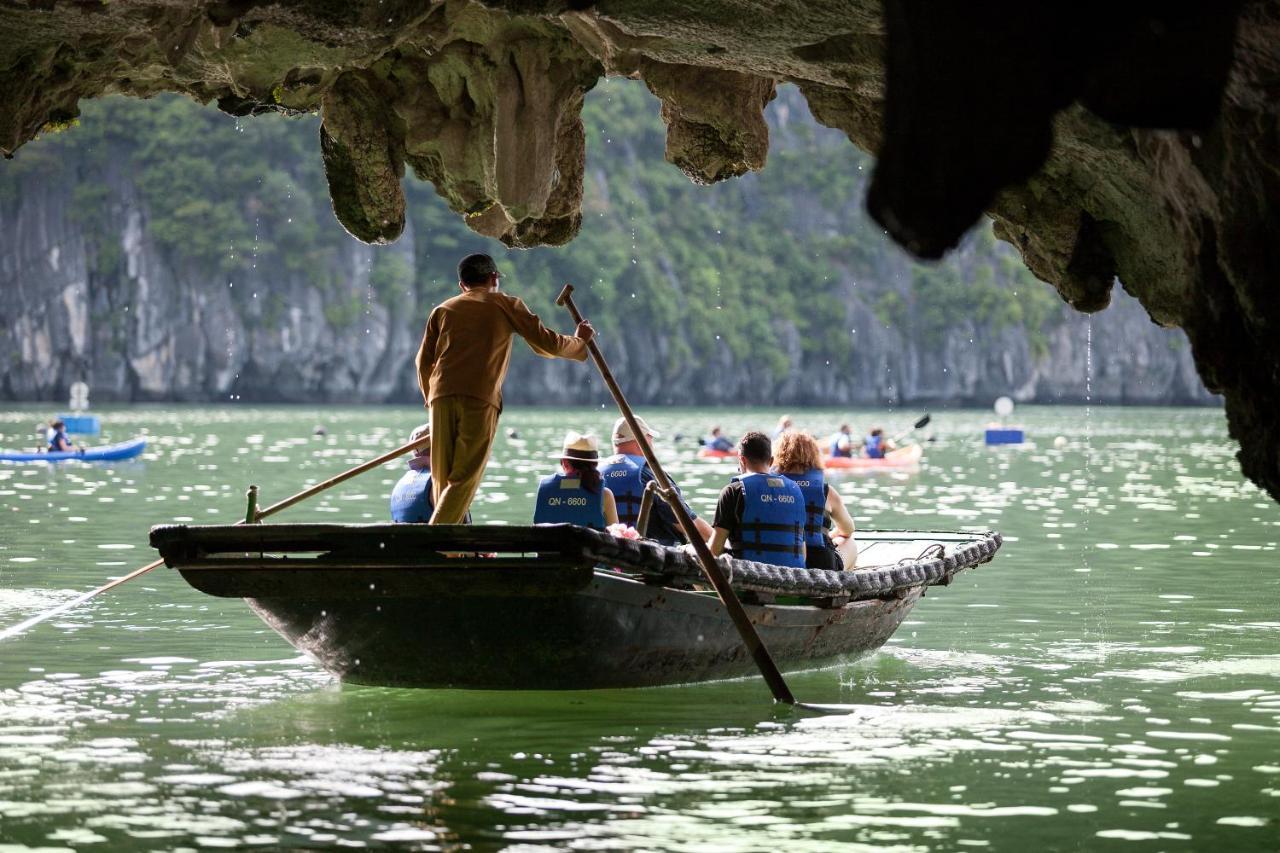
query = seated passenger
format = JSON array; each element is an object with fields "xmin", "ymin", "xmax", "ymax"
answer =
[
  {"xmin": 533, "ymin": 431, "xmax": 618, "ymax": 531},
  {"xmin": 707, "ymin": 431, "xmax": 806, "ymax": 568},
  {"xmin": 390, "ymin": 424, "xmax": 436, "ymax": 522},
  {"xmin": 772, "ymin": 430, "xmax": 858, "ymax": 570},
  {"xmin": 603, "ymin": 416, "xmax": 713, "ymax": 545},
  {"xmin": 704, "ymin": 426, "xmax": 735, "ymax": 453},
  {"xmin": 772, "ymin": 414, "xmax": 793, "ymax": 440},
  {"xmin": 46, "ymin": 419, "xmax": 75, "ymax": 453},
  {"xmin": 863, "ymin": 427, "xmax": 895, "ymax": 459},
  {"xmin": 828, "ymin": 423, "xmax": 854, "ymax": 457}
]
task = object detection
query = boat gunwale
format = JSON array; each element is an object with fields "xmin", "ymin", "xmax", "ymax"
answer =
[{"xmin": 150, "ymin": 522, "xmax": 999, "ymax": 604}]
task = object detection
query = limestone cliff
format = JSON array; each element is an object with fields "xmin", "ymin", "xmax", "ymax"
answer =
[{"xmin": 0, "ymin": 87, "xmax": 1209, "ymax": 409}]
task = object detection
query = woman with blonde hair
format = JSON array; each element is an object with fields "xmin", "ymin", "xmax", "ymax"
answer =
[{"xmin": 772, "ymin": 430, "xmax": 857, "ymax": 569}]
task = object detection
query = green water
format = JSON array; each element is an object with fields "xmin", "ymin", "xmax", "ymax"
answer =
[{"xmin": 1, "ymin": 404, "xmax": 1277, "ymax": 851}]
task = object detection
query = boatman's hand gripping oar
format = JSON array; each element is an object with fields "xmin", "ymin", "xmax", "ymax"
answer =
[
  {"xmin": 0, "ymin": 433, "xmax": 433, "ymax": 643},
  {"xmin": 555, "ymin": 283, "xmax": 800, "ymax": 706}
]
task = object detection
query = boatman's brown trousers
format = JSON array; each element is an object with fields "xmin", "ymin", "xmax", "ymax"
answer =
[{"xmin": 429, "ymin": 394, "xmax": 500, "ymax": 525}]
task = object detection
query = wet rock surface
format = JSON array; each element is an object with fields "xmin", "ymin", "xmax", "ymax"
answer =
[{"xmin": 0, "ymin": 1, "xmax": 1275, "ymax": 498}]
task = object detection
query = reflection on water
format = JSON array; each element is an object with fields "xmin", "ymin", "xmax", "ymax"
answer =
[{"xmin": 1, "ymin": 405, "xmax": 1277, "ymax": 850}]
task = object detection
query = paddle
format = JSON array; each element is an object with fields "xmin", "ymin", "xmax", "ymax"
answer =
[
  {"xmin": 890, "ymin": 413, "xmax": 931, "ymax": 446},
  {"xmin": 0, "ymin": 433, "xmax": 432, "ymax": 643},
  {"xmin": 556, "ymin": 284, "xmax": 797, "ymax": 706}
]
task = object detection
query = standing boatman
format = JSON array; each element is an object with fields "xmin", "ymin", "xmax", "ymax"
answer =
[{"xmin": 416, "ymin": 253, "xmax": 594, "ymax": 524}]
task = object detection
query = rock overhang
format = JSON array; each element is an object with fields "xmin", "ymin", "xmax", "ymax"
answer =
[{"xmin": 1, "ymin": 0, "xmax": 1278, "ymax": 503}]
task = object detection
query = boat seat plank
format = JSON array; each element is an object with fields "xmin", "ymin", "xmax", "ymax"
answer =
[{"xmin": 179, "ymin": 565, "xmax": 594, "ymax": 599}]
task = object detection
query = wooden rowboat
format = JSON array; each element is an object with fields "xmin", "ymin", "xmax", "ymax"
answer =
[{"xmin": 149, "ymin": 523, "xmax": 1000, "ymax": 690}]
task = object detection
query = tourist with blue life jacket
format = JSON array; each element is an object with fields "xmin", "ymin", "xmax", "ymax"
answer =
[
  {"xmin": 707, "ymin": 431, "xmax": 806, "ymax": 568},
  {"xmin": 46, "ymin": 419, "xmax": 75, "ymax": 453},
  {"xmin": 828, "ymin": 423, "xmax": 854, "ymax": 458},
  {"xmin": 862, "ymin": 427, "xmax": 895, "ymax": 459},
  {"xmin": 602, "ymin": 415, "xmax": 713, "ymax": 545},
  {"xmin": 772, "ymin": 430, "xmax": 858, "ymax": 569},
  {"xmin": 533, "ymin": 431, "xmax": 617, "ymax": 530},
  {"xmin": 391, "ymin": 423, "xmax": 472, "ymax": 523},
  {"xmin": 704, "ymin": 426, "xmax": 735, "ymax": 453}
]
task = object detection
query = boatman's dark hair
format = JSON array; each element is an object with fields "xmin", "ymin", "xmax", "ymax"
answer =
[
  {"xmin": 458, "ymin": 253, "xmax": 500, "ymax": 286},
  {"xmin": 739, "ymin": 431, "xmax": 772, "ymax": 464}
]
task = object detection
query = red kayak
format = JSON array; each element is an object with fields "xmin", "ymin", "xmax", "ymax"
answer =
[
  {"xmin": 696, "ymin": 447, "xmax": 739, "ymax": 460},
  {"xmin": 823, "ymin": 444, "xmax": 923, "ymax": 471}
]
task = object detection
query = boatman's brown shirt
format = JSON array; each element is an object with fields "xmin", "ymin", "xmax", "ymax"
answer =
[{"xmin": 416, "ymin": 289, "xmax": 587, "ymax": 411}]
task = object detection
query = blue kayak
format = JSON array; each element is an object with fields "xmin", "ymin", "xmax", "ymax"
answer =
[{"xmin": 0, "ymin": 437, "xmax": 147, "ymax": 463}]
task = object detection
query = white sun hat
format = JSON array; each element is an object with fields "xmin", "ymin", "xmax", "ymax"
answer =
[
  {"xmin": 552, "ymin": 431, "xmax": 601, "ymax": 461},
  {"xmin": 409, "ymin": 423, "xmax": 430, "ymax": 456},
  {"xmin": 611, "ymin": 415, "xmax": 659, "ymax": 446}
]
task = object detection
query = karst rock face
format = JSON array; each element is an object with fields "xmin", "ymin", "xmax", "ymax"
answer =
[{"xmin": 1, "ymin": 1, "xmax": 1277, "ymax": 500}]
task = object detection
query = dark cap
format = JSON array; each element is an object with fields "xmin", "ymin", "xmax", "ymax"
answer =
[{"xmin": 458, "ymin": 253, "xmax": 501, "ymax": 285}]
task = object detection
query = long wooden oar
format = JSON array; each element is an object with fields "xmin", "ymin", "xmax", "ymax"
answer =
[
  {"xmin": 557, "ymin": 284, "xmax": 797, "ymax": 705},
  {"xmin": 0, "ymin": 434, "xmax": 431, "ymax": 643}
]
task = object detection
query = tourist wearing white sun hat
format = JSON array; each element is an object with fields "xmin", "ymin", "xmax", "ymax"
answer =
[
  {"xmin": 533, "ymin": 431, "xmax": 618, "ymax": 530},
  {"xmin": 600, "ymin": 415, "xmax": 712, "ymax": 545}
]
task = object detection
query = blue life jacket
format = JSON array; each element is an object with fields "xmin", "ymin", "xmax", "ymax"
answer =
[
  {"xmin": 865, "ymin": 434, "xmax": 885, "ymax": 458},
  {"xmin": 778, "ymin": 467, "xmax": 826, "ymax": 549},
  {"xmin": 533, "ymin": 472, "xmax": 606, "ymax": 530},
  {"xmin": 600, "ymin": 453, "xmax": 644, "ymax": 525},
  {"xmin": 733, "ymin": 472, "xmax": 805, "ymax": 568},
  {"xmin": 707, "ymin": 435, "xmax": 734, "ymax": 452},
  {"xmin": 390, "ymin": 468, "xmax": 434, "ymax": 522},
  {"xmin": 47, "ymin": 429, "xmax": 71, "ymax": 452},
  {"xmin": 829, "ymin": 434, "xmax": 852, "ymax": 458}
]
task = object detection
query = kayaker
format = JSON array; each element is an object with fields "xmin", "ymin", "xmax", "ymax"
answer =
[
  {"xmin": 829, "ymin": 423, "xmax": 854, "ymax": 458},
  {"xmin": 46, "ymin": 420, "xmax": 75, "ymax": 453},
  {"xmin": 707, "ymin": 431, "xmax": 806, "ymax": 568},
  {"xmin": 603, "ymin": 415, "xmax": 713, "ymax": 545},
  {"xmin": 415, "ymin": 253, "xmax": 594, "ymax": 524},
  {"xmin": 704, "ymin": 426, "xmax": 734, "ymax": 453},
  {"xmin": 772, "ymin": 430, "xmax": 858, "ymax": 569},
  {"xmin": 533, "ymin": 432, "xmax": 618, "ymax": 530},
  {"xmin": 863, "ymin": 427, "xmax": 896, "ymax": 459},
  {"xmin": 772, "ymin": 414, "xmax": 793, "ymax": 439}
]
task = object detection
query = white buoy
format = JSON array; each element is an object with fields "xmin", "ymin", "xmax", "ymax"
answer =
[
  {"xmin": 1054, "ymin": 436, "xmax": 1068, "ymax": 449},
  {"xmin": 994, "ymin": 396, "xmax": 1014, "ymax": 418},
  {"xmin": 69, "ymin": 381, "xmax": 89, "ymax": 412}
]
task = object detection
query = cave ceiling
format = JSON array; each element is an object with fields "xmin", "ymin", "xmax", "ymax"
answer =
[{"xmin": 1, "ymin": 0, "xmax": 1278, "ymax": 503}]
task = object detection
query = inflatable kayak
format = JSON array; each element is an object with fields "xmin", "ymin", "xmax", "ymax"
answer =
[
  {"xmin": 823, "ymin": 443, "xmax": 923, "ymax": 471},
  {"xmin": 0, "ymin": 437, "xmax": 147, "ymax": 463},
  {"xmin": 696, "ymin": 447, "xmax": 738, "ymax": 460}
]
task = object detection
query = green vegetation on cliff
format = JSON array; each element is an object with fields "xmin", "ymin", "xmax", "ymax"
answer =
[{"xmin": 0, "ymin": 79, "xmax": 1063, "ymax": 397}]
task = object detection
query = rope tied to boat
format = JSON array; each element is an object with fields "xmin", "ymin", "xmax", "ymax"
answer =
[{"xmin": 581, "ymin": 528, "xmax": 1002, "ymax": 600}]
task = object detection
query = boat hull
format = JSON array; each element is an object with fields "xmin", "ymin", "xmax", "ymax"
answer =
[
  {"xmin": 0, "ymin": 437, "xmax": 146, "ymax": 463},
  {"xmin": 244, "ymin": 571, "xmax": 921, "ymax": 690},
  {"xmin": 150, "ymin": 522, "xmax": 997, "ymax": 691},
  {"xmin": 823, "ymin": 443, "xmax": 923, "ymax": 471}
]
